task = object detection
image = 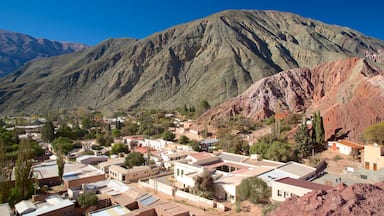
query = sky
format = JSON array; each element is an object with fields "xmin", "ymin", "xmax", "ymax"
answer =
[{"xmin": 1, "ymin": 0, "xmax": 383, "ymax": 46}]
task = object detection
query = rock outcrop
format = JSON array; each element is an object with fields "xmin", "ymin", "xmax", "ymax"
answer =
[
  {"xmin": 0, "ymin": 10, "xmax": 384, "ymax": 115},
  {"xmin": 0, "ymin": 30, "xmax": 88, "ymax": 76},
  {"xmin": 269, "ymin": 182, "xmax": 384, "ymax": 216},
  {"xmin": 200, "ymin": 57, "xmax": 384, "ymax": 141}
]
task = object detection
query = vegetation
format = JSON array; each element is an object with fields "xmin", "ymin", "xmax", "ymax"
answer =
[
  {"xmin": 14, "ymin": 139, "xmax": 34, "ymax": 202},
  {"xmin": 250, "ymin": 135, "xmax": 297, "ymax": 162},
  {"xmin": 193, "ymin": 169, "xmax": 215, "ymax": 199},
  {"xmin": 262, "ymin": 202, "xmax": 281, "ymax": 216},
  {"xmin": 178, "ymin": 135, "xmax": 190, "ymax": 144},
  {"xmin": 125, "ymin": 152, "xmax": 145, "ymax": 168},
  {"xmin": 363, "ymin": 121, "xmax": 384, "ymax": 144},
  {"xmin": 162, "ymin": 131, "xmax": 175, "ymax": 141},
  {"xmin": 217, "ymin": 128, "xmax": 249, "ymax": 155},
  {"xmin": 41, "ymin": 120, "xmax": 55, "ymax": 142},
  {"xmin": 78, "ymin": 191, "xmax": 98, "ymax": 208},
  {"xmin": 110, "ymin": 143, "xmax": 129, "ymax": 155},
  {"xmin": 236, "ymin": 176, "xmax": 271, "ymax": 204}
]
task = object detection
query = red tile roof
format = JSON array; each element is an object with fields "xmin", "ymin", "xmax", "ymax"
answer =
[
  {"xmin": 276, "ymin": 177, "xmax": 332, "ymax": 191},
  {"xmin": 189, "ymin": 152, "xmax": 214, "ymax": 160},
  {"xmin": 338, "ymin": 140, "xmax": 364, "ymax": 149}
]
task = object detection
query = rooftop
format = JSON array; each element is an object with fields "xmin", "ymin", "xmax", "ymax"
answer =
[
  {"xmin": 63, "ymin": 164, "xmax": 104, "ymax": 181},
  {"xmin": 0, "ymin": 203, "xmax": 11, "ymax": 216},
  {"xmin": 98, "ymin": 157, "xmax": 125, "ymax": 168},
  {"xmin": 242, "ymin": 158, "xmax": 285, "ymax": 167},
  {"xmin": 275, "ymin": 177, "xmax": 332, "ymax": 191},
  {"xmin": 89, "ymin": 205, "xmax": 130, "ymax": 216},
  {"xmin": 219, "ymin": 152, "xmax": 249, "ymax": 163},
  {"xmin": 337, "ymin": 140, "xmax": 364, "ymax": 149},
  {"xmin": 277, "ymin": 162, "xmax": 316, "ymax": 178},
  {"xmin": 23, "ymin": 196, "xmax": 74, "ymax": 216},
  {"xmin": 188, "ymin": 152, "xmax": 215, "ymax": 160}
]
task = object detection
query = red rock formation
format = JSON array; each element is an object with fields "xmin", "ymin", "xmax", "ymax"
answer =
[
  {"xmin": 269, "ymin": 182, "xmax": 384, "ymax": 216},
  {"xmin": 199, "ymin": 57, "xmax": 384, "ymax": 141}
]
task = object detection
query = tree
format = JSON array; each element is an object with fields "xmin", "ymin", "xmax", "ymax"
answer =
[
  {"xmin": 264, "ymin": 141, "xmax": 297, "ymax": 162},
  {"xmin": 14, "ymin": 139, "xmax": 33, "ymax": 201},
  {"xmin": 78, "ymin": 191, "xmax": 98, "ymax": 208},
  {"xmin": 57, "ymin": 154, "xmax": 65, "ymax": 183},
  {"xmin": 41, "ymin": 121, "xmax": 55, "ymax": 143},
  {"xmin": 312, "ymin": 111, "xmax": 325, "ymax": 144},
  {"xmin": 294, "ymin": 123, "xmax": 313, "ymax": 158},
  {"xmin": 125, "ymin": 152, "xmax": 145, "ymax": 168},
  {"xmin": 178, "ymin": 135, "xmax": 190, "ymax": 144},
  {"xmin": 110, "ymin": 143, "xmax": 129, "ymax": 155},
  {"xmin": 194, "ymin": 169, "xmax": 214, "ymax": 199},
  {"xmin": 363, "ymin": 121, "xmax": 384, "ymax": 145},
  {"xmin": 111, "ymin": 129, "xmax": 121, "ymax": 138},
  {"xmin": 0, "ymin": 143, "xmax": 12, "ymax": 203},
  {"xmin": 162, "ymin": 131, "xmax": 175, "ymax": 141},
  {"xmin": 199, "ymin": 100, "xmax": 211, "ymax": 113},
  {"xmin": 51, "ymin": 137, "xmax": 74, "ymax": 155},
  {"xmin": 237, "ymin": 177, "xmax": 270, "ymax": 204}
]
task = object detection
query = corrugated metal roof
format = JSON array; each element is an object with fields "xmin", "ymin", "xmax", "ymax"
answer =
[{"xmin": 138, "ymin": 194, "xmax": 159, "ymax": 206}]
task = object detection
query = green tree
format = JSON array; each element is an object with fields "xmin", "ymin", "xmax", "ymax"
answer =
[
  {"xmin": 189, "ymin": 140, "xmax": 201, "ymax": 152},
  {"xmin": 57, "ymin": 154, "xmax": 65, "ymax": 183},
  {"xmin": 78, "ymin": 191, "xmax": 98, "ymax": 208},
  {"xmin": 111, "ymin": 129, "xmax": 121, "ymax": 138},
  {"xmin": 363, "ymin": 121, "xmax": 384, "ymax": 145},
  {"xmin": 178, "ymin": 135, "xmax": 190, "ymax": 144},
  {"xmin": 125, "ymin": 152, "xmax": 145, "ymax": 168},
  {"xmin": 41, "ymin": 121, "xmax": 55, "ymax": 143},
  {"xmin": 250, "ymin": 141, "xmax": 269, "ymax": 158},
  {"xmin": 0, "ymin": 143, "xmax": 12, "ymax": 203},
  {"xmin": 14, "ymin": 139, "xmax": 33, "ymax": 200},
  {"xmin": 162, "ymin": 131, "xmax": 175, "ymax": 141},
  {"xmin": 312, "ymin": 111, "xmax": 325, "ymax": 144},
  {"xmin": 294, "ymin": 123, "xmax": 313, "ymax": 158},
  {"xmin": 51, "ymin": 137, "xmax": 74, "ymax": 155},
  {"xmin": 264, "ymin": 141, "xmax": 296, "ymax": 162},
  {"xmin": 199, "ymin": 100, "xmax": 211, "ymax": 113},
  {"xmin": 194, "ymin": 169, "xmax": 215, "ymax": 199},
  {"xmin": 236, "ymin": 177, "xmax": 270, "ymax": 204},
  {"xmin": 110, "ymin": 143, "xmax": 128, "ymax": 155}
]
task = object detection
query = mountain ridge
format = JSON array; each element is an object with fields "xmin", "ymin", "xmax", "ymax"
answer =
[
  {"xmin": 0, "ymin": 29, "xmax": 88, "ymax": 76},
  {"xmin": 0, "ymin": 10, "xmax": 384, "ymax": 116}
]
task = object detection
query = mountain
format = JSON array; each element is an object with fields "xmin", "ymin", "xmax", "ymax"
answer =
[
  {"xmin": 199, "ymin": 57, "xmax": 384, "ymax": 141},
  {"xmin": 0, "ymin": 30, "xmax": 88, "ymax": 76},
  {"xmin": 1, "ymin": 10, "xmax": 384, "ymax": 115},
  {"xmin": 269, "ymin": 182, "xmax": 384, "ymax": 216}
]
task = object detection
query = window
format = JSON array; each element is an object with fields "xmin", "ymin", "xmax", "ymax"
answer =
[
  {"xmin": 181, "ymin": 170, "xmax": 184, "ymax": 177},
  {"xmin": 373, "ymin": 163, "xmax": 377, "ymax": 171},
  {"xmin": 365, "ymin": 162, "xmax": 370, "ymax": 170},
  {"xmin": 177, "ymin": 169, "xmax": 180, "ymax": 176},
  {"xmin": 122, "ymin": 176, "xmax": 126, "ymax": 181},
  {"xmin": 284, "ymin": 192, "xmax": 289, "ymax": 198},
  {"xmin": 277, "ymin": 190, "xmax": 282, "ymax": 197}
]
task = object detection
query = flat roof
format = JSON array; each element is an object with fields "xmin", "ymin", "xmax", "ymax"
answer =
[
  {"xmin": 24, "ymin": 197, "xmax": 74, "ymax": 216},
  {"xmin": 109, "ymin": 165, "xmax": 151, "ymax": 174},
  {"xmin": 98, "ymin": 157, "xmax": 125, "ymax": 168},
  {"xmin": 275, "ymin": 177, "xmax": 332, "ymax": 191},
  {"xmin": 63, "ymin": 164, "xmax": 104, "ymax": 181},
  {"xmin": 242, "ymin": 159, "xmax": 285, "ymax": 168},
  {"xmin": 155, "ymin": 201, "xmax": 189, "ymax": 215},
  {"xmin": 277, "ymin": 162, "xmax": 315, "ymax": 177},
  {"xmin": 0, "ymin": 203, "xmax": 11, "ymax": 216},
  {"xmin": 337, "ymin": 140, "xmax": 364, "ymax": 149},
  {"xmin": 257, "ymin": 169, "xmax": 299, "ymax": 186},
  {"xmin": 89, "ymin": 205, "xmax": 130, "ymax": 216},
  {"xmin": 219, "ymin": 152, "xmax": 249, "ymax": 163}
]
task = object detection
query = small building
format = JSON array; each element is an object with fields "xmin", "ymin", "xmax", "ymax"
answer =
[
  {"xmin": 98, "ymin": 157, "xmax": 126, "ymax": 175},
  {"xmin": 328, "ymin": 140, "xmax": 363, "ymax": 156},
  {"xmin": 15, "ymin": 196, "xmax": 74, "ymax": 216},
  {"xmin": 108, "ymin": 165, "xmax": 160, "ymax": 183},
  {"xmin": 63, "ymin": 165, "xmax": 105, "ymax": 189},
  {"xmin": 272, "ymin": 177, "xmax": 332, "ymax": 201},
  {"xmin": 363, "ymin": 143, "xmax": 384, "ymax": 170},
  {"xmin": 200, "ymin": 139, "xmax": 218, "ymax": 152}
]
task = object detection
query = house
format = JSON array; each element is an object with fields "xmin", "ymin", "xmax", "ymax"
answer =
[
  {"xmin": 200, "ymin": 139, "xmax": 218, "ymax": 152},
  {"xmin": 161, "ymin": 151, "xmax": 190, "ymax": 169},
  {"xmin": 328, "ymin": 140, "xmax": 363, "ymax": 156},
  {"xmin": 173, "ymin": 151, "xmax": 323, "ymax": 203},
  {"xmin": 63, "ymin": 165, "xmax": 105, "ymax": 189},
  {"xmin": 98, "ymin": 157, "xmax": 126, "ymax": 175},
  {"xmin": 122, "ymin": 135, "xmax": 145, "ymax": 150},
  {"xmin": 76, "ymin": 155, "xmax": 108, "ymax": 165},
  {"xmin": 15, "ymin": 196, "xmax": 74, "ymax": 216},
  {"xmin": 272, "ymin": 177, "xmax": 332, "ymax": 201},
  {"xmin": 108, "ymin": 165, "xmax": 160, "ymax": 183},
  {"xmin": 363, "ymin": 143, "xmax": 384, "ymax": 170}
]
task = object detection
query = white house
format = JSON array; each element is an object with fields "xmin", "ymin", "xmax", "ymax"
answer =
[
  {"xmin": 328, "ymin": 140, "xmax": 363, "ymax": 155},
  {"xmin": 272, "ymin": 177, "xmax": 332, "ymax": 201}
]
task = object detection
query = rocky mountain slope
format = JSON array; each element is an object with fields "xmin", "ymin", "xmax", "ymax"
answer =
[
  {"xmin": 0, "ymin": 30, "xmax": 88, "ymax": 76},
  {"xmin": 1, "ymin": 10, "xmax": 384, "ymax": 115},
  {"xmin": 199, "ymin": 57, "xmax": 384, "ymax": 141},
  {"xmin": 269, "ymin": 182, "xmax": 384, "ymax": 216}
]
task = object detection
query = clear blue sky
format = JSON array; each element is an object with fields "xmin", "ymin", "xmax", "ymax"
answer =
[{"xmin": 1, "ymin": 0, "xmax": 383, "ymax": 45}]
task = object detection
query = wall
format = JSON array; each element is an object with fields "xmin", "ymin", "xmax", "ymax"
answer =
[
  {"xmin": 64, "ymin": 174, "xmax": 105, "ymax": 189},
  {"xmin": 271, "ymin": 181, "xmax": 311, "ymax": 202},
  {"xmin": 364, "ymin": 145, "xmax": 384, "ymax": 170}
]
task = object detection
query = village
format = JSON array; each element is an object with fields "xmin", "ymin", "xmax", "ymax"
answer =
[{"xmin": 0, "ymin": 110, "xmax": 383, "ymax": 216}]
